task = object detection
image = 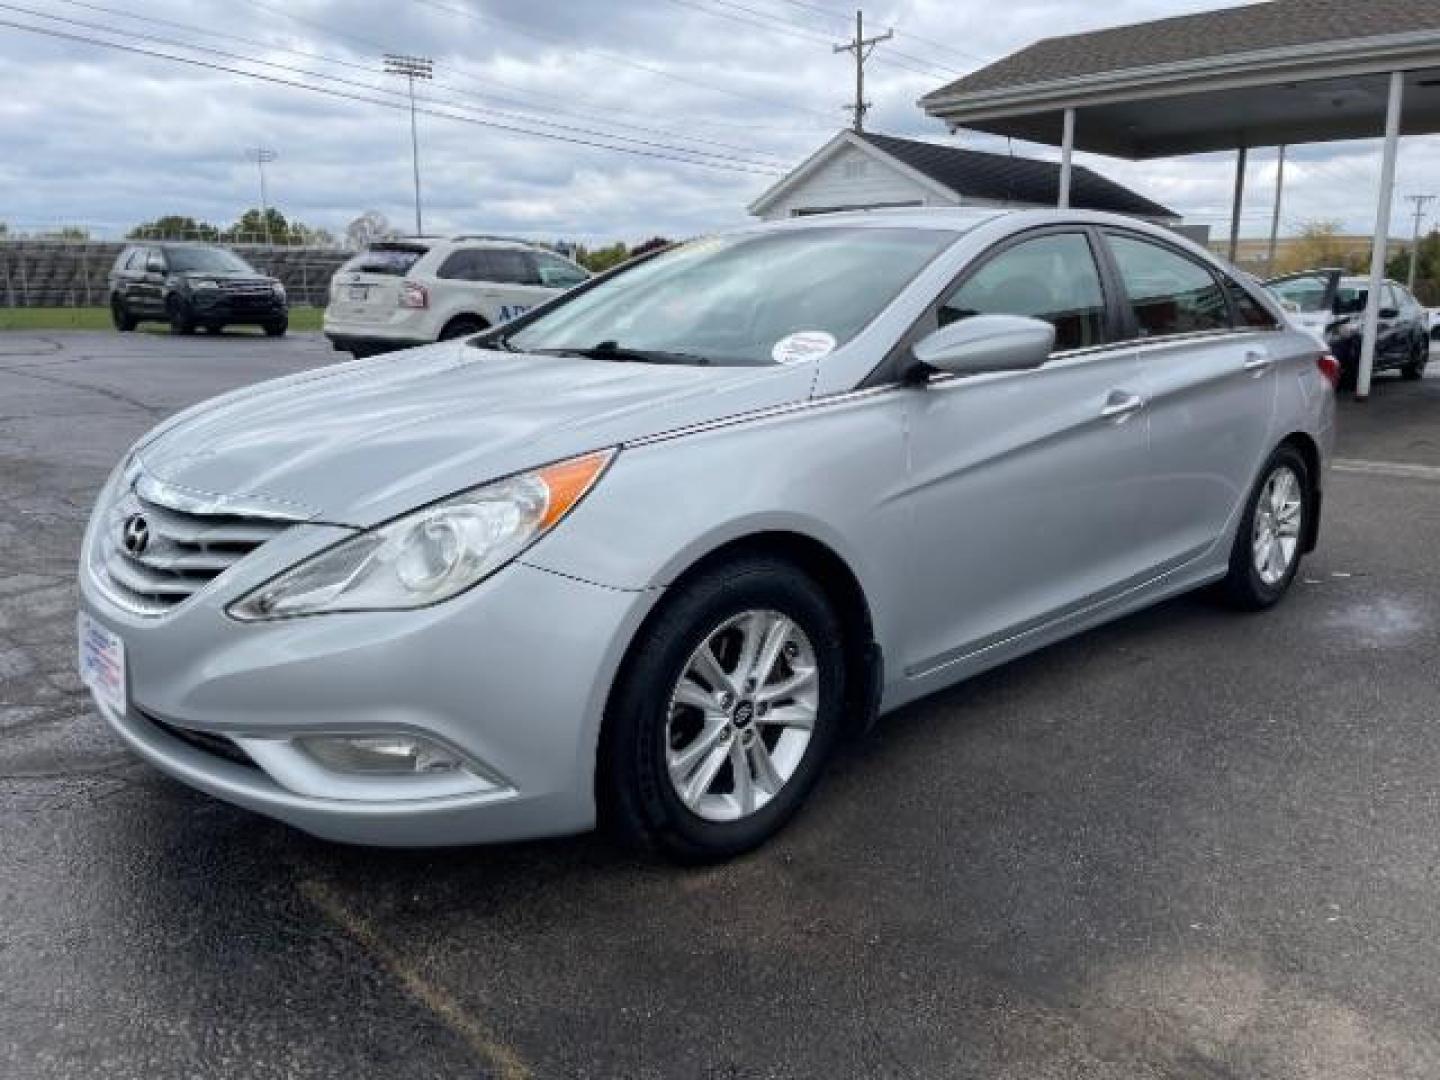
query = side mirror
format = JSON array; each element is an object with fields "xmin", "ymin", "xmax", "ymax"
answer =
[{"xmin": 911, "ymin": 314, "xmax": 1056, "ymax": 380}]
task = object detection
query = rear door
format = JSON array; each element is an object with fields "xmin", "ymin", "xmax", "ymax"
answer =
[
  {"xmin": 471, "ymin": 249, "xmax": 553, "ymax": 324},
  {"xmin": 327, "ymin": 243, "xmax": 429, "ymax": 327},
  {"xmin": 1101, "ymin": 230, "xmax": 1279, "ymax": 573}
]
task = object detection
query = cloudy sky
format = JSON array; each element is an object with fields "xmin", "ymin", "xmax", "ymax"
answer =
[{"xmin": 1, "ymin": 0, "xmax": 1436, "ymax": 245}]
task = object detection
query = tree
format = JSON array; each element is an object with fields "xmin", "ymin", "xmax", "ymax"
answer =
[
  {"xmin": 128, "ymin": 215, "xmax": 220, "ymax": 241},
  {"xmin": 225, "ymin": 207, "xmax": 290, "ymax": 244},
  {"xmin": 576, "ymin": 242, "xmax": 630, "ymax": 274},
  {"xmin": 346, "ymin": 210, "xmax": 395, "ymax": 250},
  {"xmin": 0, "ymin": 221, "xmax": 8, "ymax": 238},
  {"xmin": 1272, "ymin": 220, "xmax": 1370, "ymax": 276},
  {"xmin": 630, "ymin": 236, "xmax": 672, "ymax": 258}
]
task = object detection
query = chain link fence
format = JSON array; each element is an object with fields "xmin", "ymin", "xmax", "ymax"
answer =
[{"xmin": 0, "ymin": 239, "xmax": 352, "ymax": 309}]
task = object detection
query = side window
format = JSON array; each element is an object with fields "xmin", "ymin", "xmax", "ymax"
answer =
[
  {"xmin": 939, "ymin": 232, "xmax": 1107, "ymax": 352},
  {"xmin": 1224, "ymin": 277, "xmax": 1280, "ymax": 330},
  {"xmin": 438, "ymin": 250, "xmax": 478, "ymax": 280},
  {"xmin": 472, "ymin": 250, "xmax": 539, "ymax": 286},
  {"xmin": 1106, "ymin": 233, "xmax": 1229, "ymax": 338},
  {"xmin": 533, "ymin": 252, "xmax": 588, "ymax": 288}
]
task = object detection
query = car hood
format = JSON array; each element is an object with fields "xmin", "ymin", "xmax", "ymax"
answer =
[{"xmin": 134, "ymin": 342, "xmax": 816, "ymax": 526}]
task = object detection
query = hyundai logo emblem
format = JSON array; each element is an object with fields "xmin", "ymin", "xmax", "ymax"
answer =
[{"xmin": 121, "ymin": 513, "xmax": 150, "ymax": 556}]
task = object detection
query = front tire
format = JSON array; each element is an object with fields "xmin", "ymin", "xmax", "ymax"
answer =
[
  {"xmin": 1220, "ymin": 445, "xmax": 1311, "ymax": 610},
  {"xmin": 600, "ymin": 556, "xmax": 846, "ymax": 862},
  {"xmin": 264, "ymin": 317, "xmax": 288, "ymax": 338},
  {"xmin": 1402, "ymin": 337, "xmax": 1428, "ymax": 380},
  {"xmin": 110, "ymin": 297, "xmax": 136, "ymax": 332}
]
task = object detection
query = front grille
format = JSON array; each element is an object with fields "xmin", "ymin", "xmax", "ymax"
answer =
[
  {"xmin": 89, "ymin": 474, "xmax": 295, "ymax": 616},
  {"xmin": 220, "ymin": 281, "xmax": 277, "ymax": 299}
]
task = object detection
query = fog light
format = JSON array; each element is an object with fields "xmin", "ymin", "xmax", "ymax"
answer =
[{"xmin": 299, "ymin": 734, "xmax": 465, "ymax": 775}]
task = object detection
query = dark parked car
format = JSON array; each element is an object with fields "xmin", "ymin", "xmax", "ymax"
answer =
[
  {"xmin": 108, "ymin": 243, "xmax": 288, "ymax": 336},
  {"xmin": 1264, "ymin": 269, "xmax": 1429, "ymax": 386}
]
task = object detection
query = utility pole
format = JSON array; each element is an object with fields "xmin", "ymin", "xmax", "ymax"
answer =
[
  {"xmin": 1404, "ymin": 194, "xmax": 1435, "ymax": 291},
  {"xmin": 245, "ymin": 147, "xmax": 277, "ymax": 245},
  {"xmin": 385, "ymin": 54, "xmax": 433, "ymax": 235},
  {"xmin": 1266, "ymin": 145, "xmax": 1286, "ymax": 277},
  {"xmin": 833, "ymin": 10, "xmax": 892, "ymax": 133}
]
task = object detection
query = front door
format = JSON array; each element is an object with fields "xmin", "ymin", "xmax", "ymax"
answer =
[{"xmin": 898, "ymin": 230, "xmax": 1149, "ymax": 679}]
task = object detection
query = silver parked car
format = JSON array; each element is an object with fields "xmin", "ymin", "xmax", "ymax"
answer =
[{"xmin": 78, "ymin": 209, "xmax": 1336, "ymax": 861}]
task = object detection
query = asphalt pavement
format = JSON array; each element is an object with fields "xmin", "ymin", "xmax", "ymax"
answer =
[{"xmin": 2, "ymin": 331, "xmax": 1438, "ymax": 1079}]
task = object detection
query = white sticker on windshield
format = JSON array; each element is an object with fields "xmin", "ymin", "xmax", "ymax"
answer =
[{"xmin": 771, "ymin": 331, "xmax": 837, "ymax": 366}]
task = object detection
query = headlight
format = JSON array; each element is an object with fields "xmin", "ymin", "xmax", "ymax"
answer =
[
  {"xmin": 228, "ymin": 448, "xmax": 615, "ymax": 620},
  {"xmin": 193, "ymin": 279, "xmax": 219, "ymax": 290},
  {"xmin": 272, "ymin": 281, "xmax": 286, "ymax": 298}
]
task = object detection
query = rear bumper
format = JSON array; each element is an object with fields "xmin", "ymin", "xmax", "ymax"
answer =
[{"xmin": 324, "ymin": 332, "xmax": 430, "ymax": 355}]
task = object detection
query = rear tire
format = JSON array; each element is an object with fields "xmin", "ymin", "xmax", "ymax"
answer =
[
  {"xmin": 1220, "ymin": 444, "xmax": 1311, "ymax": 611},
  {"xmin": 166, "ymin": 296, "xmax": 195, "ymax": 335},
  {"xmin": 110, "ymin": 297, "xmax": 136, "ymax": 332},
  {"xmin": 599, "ymin": 555, "xmax": 846, "ymax": 863}
]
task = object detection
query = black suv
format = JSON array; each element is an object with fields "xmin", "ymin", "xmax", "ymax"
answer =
[{"xmin": 109, "ymin": 243, "xmax": 288, "ymax": 336}]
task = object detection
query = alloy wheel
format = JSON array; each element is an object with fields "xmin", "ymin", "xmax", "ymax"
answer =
[
  {"xmin": 1252, "ymin": 465, "xmax": 1303, "ymax": 586},
  {"xmin": 664, "ymin": 609, "xmax": 819, "ymax": 823}
]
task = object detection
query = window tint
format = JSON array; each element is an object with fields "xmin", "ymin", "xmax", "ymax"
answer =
[
  {"xmin": 345, "ymin": 244, "xmax": 427, "ymax": 277},
  {"xmin": 939, "ymin": 232, "xmax": 1107, "ymax": 352},
  {"xmin": 533, "ymin": 251, "xmax": 588, "ymax": 288},
  {"xmin": 1107, "ymin": 234, "xmax": 1229, "ymax": 338},
  {"xmin": 1225, "ymin": 278, "xmax": 1279, "ymax": 330},
  {"xmin": 1267, "ymin": 273, "xmax": 1331, "ymax": 313},
  {"xmin": 438, "ymin": 250, "xmax": 480, "ymax": 280},
  {"xmin": 472, "ymin": 249, "xmax": 539, "ymax": 285}
]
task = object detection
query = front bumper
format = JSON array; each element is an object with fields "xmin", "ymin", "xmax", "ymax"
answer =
[
  {"xmin": 189, "ymin": 291, "xmax": 287, "ymax": 324},
  {"xmin": 79, "ymin": 534, "xmax": 659, "ymax": 846}
]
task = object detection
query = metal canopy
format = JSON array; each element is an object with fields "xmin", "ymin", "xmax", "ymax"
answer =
[{"xmin": 919, "ymin": 9, "xmax": 1440, "ymax": 399}]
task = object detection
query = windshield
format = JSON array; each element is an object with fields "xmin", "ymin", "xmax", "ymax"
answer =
[
  {"xmin": 1333, "ymin": 285, "xmax": 1369, "ymax": 315},
  {"xmin": 166, "ymin": 247, "xmax": 255, "ymax": 274},
  {"xmin": 345, "ymin": 244, "xmax": 427, "ymax": 277},
  {"xmin": 1266, "ymin": 273, "xmax": 1332, "ymax": 313},
  {"xmin": 504, "ymin": 227, "xmax": 956, "ymax": 366}
]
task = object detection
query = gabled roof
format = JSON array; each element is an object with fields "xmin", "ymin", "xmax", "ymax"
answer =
[
  {"xmin": 858, "ymin": 132, "xmax": 1177, "ymax": 219},
  {"xmin": 747, "ymin": 130, "xmax": 1177, "ymax": 220},
  {"xmin": 923, "ymin": 0, "xmax": 1440, "ymax": 101}
]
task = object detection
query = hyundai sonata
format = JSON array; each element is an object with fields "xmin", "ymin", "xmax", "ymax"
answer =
[{"xmin": 79, "ymin": 209, "xmax": 1336, "ymax": 860}]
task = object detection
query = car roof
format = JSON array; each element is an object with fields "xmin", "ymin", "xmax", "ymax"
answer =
[{"xmin": 390, "ymin": 235, "xmax": 537, "ymax": 252}]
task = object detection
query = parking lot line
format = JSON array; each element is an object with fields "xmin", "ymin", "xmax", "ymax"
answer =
[
  {"xmin": 299, "ymin": 877, "xmax": 532, "ymax": 1080},
  {"xmin": 1332, "ymin": 458, "xmax": 1440, "ymax": 482}
]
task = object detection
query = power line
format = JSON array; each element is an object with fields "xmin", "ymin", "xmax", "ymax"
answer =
[
  {"xmin": 3, "ymin": 3, "xmax": 786, "ymax": 171},
  {"xmin": 404, "ymin": 0, "xmax": 839, "ymax": 124},
  {"xmin": 766, "ymin": 0, "xmax": 991, "ymax": 65},
  {"xmin": 0, "ymin": 16, "xmax": 784, "ymax": 176},
  {"xmin": 46, "ymin": 0, "xmax": 797, "ymax": 161}
]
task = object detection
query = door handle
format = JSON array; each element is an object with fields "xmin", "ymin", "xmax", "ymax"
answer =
[
  {"xmin": 1243, "ymin": 349, "xmax": 1274, "ymax": 375},
  {"xmin": 1100, "ymin": 390, "xmax": 1145, "ymax": 422}
]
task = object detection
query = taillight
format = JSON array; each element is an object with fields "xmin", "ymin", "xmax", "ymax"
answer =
[
  {"xmin": 399, "ymin": 281, "xmax": 429, "ymax": 309},
  {"xmin": 1316, "ymin": 353, "xmax": 1341, "ymax": 389}
]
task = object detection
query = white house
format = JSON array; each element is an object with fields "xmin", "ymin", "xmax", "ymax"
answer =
[{"xmin": 749, "ymin": 129, "xmax": 1179, "ymax": 225}]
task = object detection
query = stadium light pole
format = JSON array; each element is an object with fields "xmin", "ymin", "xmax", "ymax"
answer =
[
  {"xmin": 245, "ymin": 147, "xmax": 277, "ymax": 245},
  {"xmin": 384, "ymin": 54, "xmax": 433, "ymax": 236}
]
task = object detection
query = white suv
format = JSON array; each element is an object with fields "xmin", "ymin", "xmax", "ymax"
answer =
[{"xmin": 323, "ymin": 236, "xmax": 589, "ymax": 357}]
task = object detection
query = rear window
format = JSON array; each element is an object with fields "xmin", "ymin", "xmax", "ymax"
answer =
[{"xmin": 344, "ymin": 245, "xmax": 427, "ymax": 277}]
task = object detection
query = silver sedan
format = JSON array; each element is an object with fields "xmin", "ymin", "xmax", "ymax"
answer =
[{"xmin": 78, "ymin": 209, "xmax": 1336, "ymax": 861}]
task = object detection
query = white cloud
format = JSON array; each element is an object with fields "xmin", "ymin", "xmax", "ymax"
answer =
[{"xmin": 0, "ymin": 0, "xmax": 1434, "ymax": 244}]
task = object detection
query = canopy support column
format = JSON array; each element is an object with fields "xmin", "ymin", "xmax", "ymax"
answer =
[
  {"xmin": 1058, "ymin": 107, "xmax": 1075, "ymax": 208},
  {"xmin": 1358, "ymin": 70, "xmax": 1405, "ymax": 401},
  {"xmin": 1228, "ymin": 145, "xmax": 1248, "ymax": 263}
]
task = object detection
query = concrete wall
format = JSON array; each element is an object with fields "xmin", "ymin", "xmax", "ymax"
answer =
[{"xmin": 0, "ymin": 241, "xmax": 351, "ymax": 308}]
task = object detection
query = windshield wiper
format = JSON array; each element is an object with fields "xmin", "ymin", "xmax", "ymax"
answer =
[{"xmin": 534, "ymin": 341, "xmax": 712, "ymax": 366}]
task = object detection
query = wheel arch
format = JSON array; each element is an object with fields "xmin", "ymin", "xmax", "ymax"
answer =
[
  {"xmin": 602, "ymin": 529, "xmax": 883, "ymax": 757},
  {"xmin": 1277, "ymin": 431, "xmax": 1322, "ymax": 553},
  {"xmin": 440, "ymin": 312, "xmax": 490, "ymax": 339}
]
